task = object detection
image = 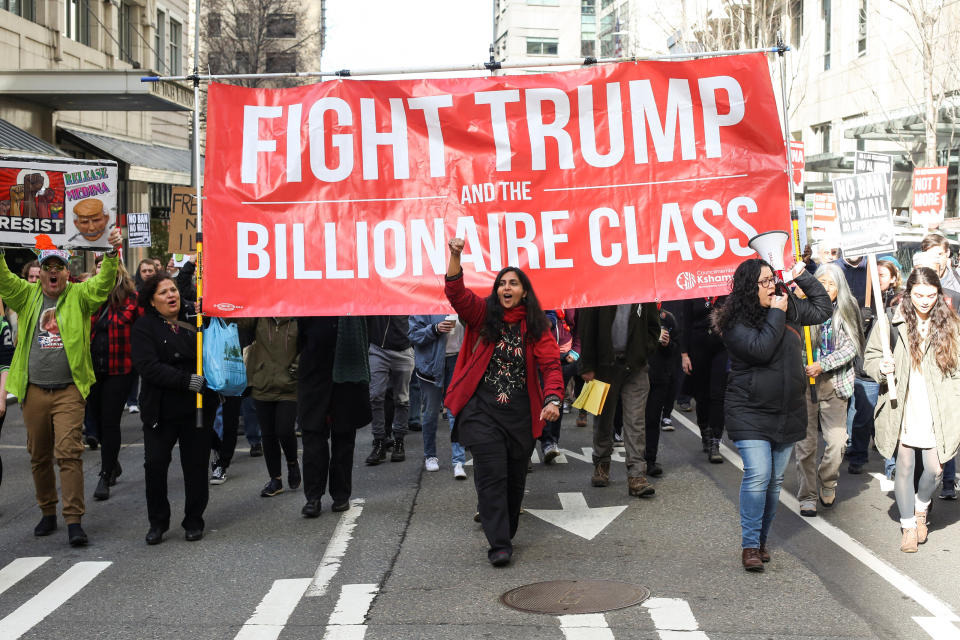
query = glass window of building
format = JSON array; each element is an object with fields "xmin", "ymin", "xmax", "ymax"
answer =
[
  {"xmin": 169, "ymin": 19, "xmax": 182, "ymax": 75},
  {"xmin": 65, "ymin": 0, "xmax": 90, "ymax": 45},
  {"xmin": 267, "ymin": 13, "xmax": 296, "ymax": 38},
  {"xmin": 526, "ymin": 37, "xmax": 559, "ymax": 56},
  {"xmin": 155, "ymin": 10, "xmax": 165, "ymax": 71}
]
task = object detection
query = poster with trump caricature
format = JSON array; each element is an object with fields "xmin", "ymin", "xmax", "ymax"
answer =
[{"xmin": 0, "ymin": 155, "xmax": 118, "ymax": 249}]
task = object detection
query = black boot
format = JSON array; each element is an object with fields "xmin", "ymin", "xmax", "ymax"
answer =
[
  {"xmin": 390, "ymin": 436, "xmax": 405, "ymax": 462},
  {"xmin": 365, "ymin": 439, "xmax": 388, "ymax": 465},
  {"xmin": 93, "ymin": 472, "xmax": 110, "ymax": 500},
  {"xmin": 709, "ymin": 439, "xmax": 723, "ymax": 464}
]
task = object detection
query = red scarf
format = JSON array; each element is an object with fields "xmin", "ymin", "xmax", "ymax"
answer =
[{"xmin": 503, "ymin": 305, "xmax": 528, "ymax": 339}]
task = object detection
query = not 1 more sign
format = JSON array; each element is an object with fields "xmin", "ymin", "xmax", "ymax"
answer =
[{"xmin": 831, "ymin": 171, "xmax": 895, "ymax": 258}]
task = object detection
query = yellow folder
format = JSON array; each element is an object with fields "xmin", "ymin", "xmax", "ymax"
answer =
[{"xmin": 572, "ymin": 379, "xmax": 611, "ymax": 416}]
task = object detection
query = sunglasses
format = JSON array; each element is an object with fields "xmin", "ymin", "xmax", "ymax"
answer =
[{"xmin": 41, "ymin": 263, "xmax": 66, "ymax": 273}]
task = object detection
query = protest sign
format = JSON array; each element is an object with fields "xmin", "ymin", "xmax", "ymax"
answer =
[
  {"xmin": 0, "ymin": 155, "xmax": 118, "ymax": 249},
  {"xmin": 789, "ymin": 141, "xmax": 804, "ymax": 196},
  {"xmin": 831, "ymin": 172, "xmax": 895, "ymax": 258},
  {"xmin": 203, "ymin": 54, "xmax": 791, "ymax": 316},
  {"xmin": 911, "ymin": 166, "xmax": 948, "ymax": 227},
  {"xmin": 169, "ymin": 187, "xmax": 197, "ymax": 253},
  {"xmin": 854, "ymin": 151, "xmax": 893, "ymax": 181},
  {"xmin": 127, "ymin": 212, "xmax": 152, "ymax": 248},
  {"xmin": 810, "ymin": 193, "xmax": 839, "ymax": 242}
]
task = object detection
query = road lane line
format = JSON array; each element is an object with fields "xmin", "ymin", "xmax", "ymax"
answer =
[
  {"xmin": 322, "ymin": 583, "xmax": 378, "ymax": 639},
  {"xmin": 305, "ymin": 498, "xmax": 365, "ymax": 598},
  {"xmin": 233, "ymin": 578, "xmax": 312, "ymax": 640},
  {"xmin": 0, "ymin": 558, "xmax": 49, "ymax": 597},
  {"xmin": 673, "ymin": 411, "xmax": 960, "ymax": 626},
  {"xmin": 558, "ymin": 613, "xmax": 615, "ymax": 640},
  {"xmin": 869, "ymin": 472, "xmax": 895, "ymax": 492},
  {"xmin": 914, "ymin": 617, "xmax": 960, "ymax": 639},
  {"xmin": 0, "ymin": 561, "xmax": 110, "ymax": 640}
]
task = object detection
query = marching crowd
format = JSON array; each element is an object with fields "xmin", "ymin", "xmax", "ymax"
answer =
[{"xmin": 0, "ymin": 227, "xmax": 958, "ymax": 571}]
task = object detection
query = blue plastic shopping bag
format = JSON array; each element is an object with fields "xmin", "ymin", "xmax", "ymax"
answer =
[{"xmin": 203, "ymin": 318, "xmax": 247, "ymax": 396}]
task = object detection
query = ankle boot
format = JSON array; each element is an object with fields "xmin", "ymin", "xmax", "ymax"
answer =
[
  {"xmin": 93, "ymin": 472, "xmax": 110, "ymax": 500},
  {"xmin": 365, "ymin": 439, "xmax": 387, "ymax": 465},
  {"xmin": 709, "ymin": 439, "xmax": 723, "ymax": 463},
  {"xmin": 109, "ymin": 461, "xmax": 123, "ymax": 486},
  {"xmin": 390, "ymin": 436, "xmax": 406, "ymax": 462}
]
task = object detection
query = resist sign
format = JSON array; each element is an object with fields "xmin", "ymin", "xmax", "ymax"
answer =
[{"xmin": 203, "ymin": 54, "xmax": 790, "ymax": 316}]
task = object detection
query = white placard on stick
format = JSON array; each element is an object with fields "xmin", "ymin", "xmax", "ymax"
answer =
[
  {"xmin": 831, "ymin": 171, "xmax": 896, "ymax": 259},
  {"xmin": 127, "ymin": 212, "xmax": 151, "ymax": 247}
]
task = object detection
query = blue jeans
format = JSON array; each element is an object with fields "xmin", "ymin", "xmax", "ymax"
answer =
[
  {"xmin": 420, "ymin": 354, "xmax": 465, "ymax": 464},
  {"xmin": 241, "ymin": 396, "xmax": 262, "ymax": 446},
  {"xmin": 735, "ymin": 439, "xmax": 793, "ymax": 549},
  {"xmin": 847, "ymin": 378, "xmax": 878, "ymax": 465}
]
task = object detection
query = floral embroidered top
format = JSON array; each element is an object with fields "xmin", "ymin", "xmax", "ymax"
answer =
[{"xmin": 481, "ymin": 323, "xmax": 526, "ymax": 404}]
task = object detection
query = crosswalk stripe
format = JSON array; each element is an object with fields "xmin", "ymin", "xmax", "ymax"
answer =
[
  {"xmin": 233, "ymin": 578, "xmax": 312, "ymax": 640},
  {"xmin": 0, "ymin": 558, "xmax": 49, "ymax": 597},
  {"xmin": 323, "ymin": 583, "xmax": 378, "ymax": 639},
  {"xmin": 644, "ymin": 598, "xmax": 710, "ymax": 639},
  {"xmin": 0, "ymin": 561, "xmax": 110, "ymax": 640},
  {"xmin": 558, "ymin": 613, "xmax": 615, "ymax": 640}
]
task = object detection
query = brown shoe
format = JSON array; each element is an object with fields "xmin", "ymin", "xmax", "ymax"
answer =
[
  {"xmin": 742, "ymin": 548, "xmax": 764, "ymax": 572},
  {"xmin": 576, "ymin": 410, "xmax": 588, "ymax": 428},
  {"xmin": 627, "ymin": 475, "xmax": 655, "ymax": 497},
  {"xmin": 758, "ymin": 543, "xmax": 771, "ymax": 563},
  {"xmin": 591, "ymin": 462, "xmax": 610, "ymax": 487},
  {"xmin": 900, "ymin": 527, "xmax": 919, "ymax": 553},
  {"xmin": 916, "ymin": 511, "xmax": 928, "ymax": 544}
]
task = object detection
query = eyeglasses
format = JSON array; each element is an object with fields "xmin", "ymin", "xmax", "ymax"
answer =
[
  {"xmin": 757, "ymin": 276, "xmax": 777, "ymax": 289},
  {"xmin": 40, "ymin": 263, "xmax": 66, "ymax": 273}
]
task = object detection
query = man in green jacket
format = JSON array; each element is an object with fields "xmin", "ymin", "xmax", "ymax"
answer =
[
  {"xmin": 579, "ymin": 303, "xmax": 665, "ymax": 498},
  {"xmin": 0, "ymin": 228, "xmax": 122, "ymax": 547}
]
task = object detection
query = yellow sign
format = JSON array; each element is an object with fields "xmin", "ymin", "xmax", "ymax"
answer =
[{"xmin": 572, "ymin": 379, "xmax": 611, "ymax": 416}]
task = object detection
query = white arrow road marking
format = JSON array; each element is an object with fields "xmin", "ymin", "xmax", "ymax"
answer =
[
  {"xmin": 305, "ymin": 498, "xmax": 365, "ymax": 598},
  {"xmin": 869, "ymin": 472, "xmax": 895, "ymax": 492},
  {"xmin": 558, "ymin": 613, "xmax": 615, "ymax": 640},
  {"xmin": 672, "ymin": 411, "xmax": 960, "ymax": 640},
  {"xmin": 322, "ymin": 583, "xmax": 378, "ymax": 640},
  {"xmin": 0, "ymin": 561, "xmax": 111, "ymax": 640},
  {"xmin": 525, "ymin": 492, "xmax": 627, "ymax": 540},
  {"xmin": 234, "ymin": 579, "xmax": 312, "ymax": 640},
  {"xmin": 644, "ymin": 598, "xmax": 710, "ymax": 639},
  {"xmin": 0, "ymin": 558, "xmax": 49, "ymax": 597}
]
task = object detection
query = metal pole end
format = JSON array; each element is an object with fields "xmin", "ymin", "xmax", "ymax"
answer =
[
  {"xmin": 140, "ymin": 76, "xmax": 161, "ymax": 83},
  {"xmin": 776, "ymin": 32, "xmax": 787, "ymax": 55},
  {"xmin": 484, "ymin": 60, "xmax": 502, "ymax": 71},
  {"xmin": 335, "ymin": 69, "xmax": 351, "ymax": 77},
  {"xmin": 583, "ymin": 56, "xmax": 598, "ymax": 66}
]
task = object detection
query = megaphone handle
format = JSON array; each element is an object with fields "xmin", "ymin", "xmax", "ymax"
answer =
[{"xmin": 803, "ymin": 325, "xmax": 818, "ymax": 403}]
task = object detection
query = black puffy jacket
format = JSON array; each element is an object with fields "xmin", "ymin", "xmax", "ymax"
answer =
[{"xmin": 722, "ymin": 270, "xmax": 832, "ymax": 444}]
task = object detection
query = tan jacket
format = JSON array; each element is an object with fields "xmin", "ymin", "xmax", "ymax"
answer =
[{"xmin": 863, "ymin": 310, "xmax": 960, "ymax": 463}]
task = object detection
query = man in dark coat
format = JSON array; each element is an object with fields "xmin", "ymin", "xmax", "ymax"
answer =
[{"xmin": 579, "ymin": 303, "xmax": 663, "ymax": 498}]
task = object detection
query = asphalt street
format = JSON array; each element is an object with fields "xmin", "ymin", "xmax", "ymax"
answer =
[{"xmin": 0, "ymin": 400, "xmax": 958, "ymax": 639}]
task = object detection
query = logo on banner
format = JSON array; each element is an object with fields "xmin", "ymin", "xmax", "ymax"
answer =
[
  {"xmin": 214, "ymin": 302, "xmax": 242, "ymax": 312},
  {"xmin": 676, "ymin": 272, "xmax": 697, "ymax": 290}
]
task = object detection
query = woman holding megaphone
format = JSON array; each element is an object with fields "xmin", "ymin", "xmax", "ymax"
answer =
[
  {"xmin": 443, "ymin": 237, "xmax": 564, "ymax": 567},
  {"xmin": 713, "ymin": 254, "xmax": 831, "ymax": 573}
]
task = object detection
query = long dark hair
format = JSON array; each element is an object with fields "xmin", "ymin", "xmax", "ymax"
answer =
[
  {"xmin": 712, "ymin": 258, "xmax": 772, "ymax": 334},
  {"xmin": 900, "ymin": 266, "xmax": 960, "ymax": 375},
  {"xmin": 479, "ymin": 267, "xmax": 549, "ymax": 342}
]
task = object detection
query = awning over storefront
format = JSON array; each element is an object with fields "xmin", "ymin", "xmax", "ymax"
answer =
[
  {"xmin": 0, "ymin": 118, "xmax": 66, "ymax": 157},
  {"xmin": 58, "ymin": 127, "xmax": 195, "ymax": 185},
  {"xmin": 805, "ymin": 151, "xmax": 914, "ymax": 174},
  {"xmin": 843, "ymin": 99, "xmax": 960, "ymax": 144},
  {"xmin": 0, "ymin": 70, "xmax": 192, "ymax": 112}
]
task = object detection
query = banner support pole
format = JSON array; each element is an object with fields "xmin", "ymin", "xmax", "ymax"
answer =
[
  {"xmin": 192, "ymin": 0, "xmax": 204, "ymax": 428},
  {"xmin": 776, "ymin": 33, "xmax": 817, "ymax": 402}
]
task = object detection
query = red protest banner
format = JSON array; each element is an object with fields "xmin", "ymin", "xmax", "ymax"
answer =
[
  {"xmin": 203, "ymin": 54, "xmax": 790, "ymax": 316},
  {"xmin": 911, "ymin": 166, "xmax": 948, "ymax": 227},
  {"xmin": 789, "ymin": 141, "xmax": 804, "ymax": 196}
]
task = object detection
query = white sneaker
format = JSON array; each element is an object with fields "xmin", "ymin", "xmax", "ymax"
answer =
[
  {"xmin": 424, "ymin": 457, "xmax": 440, "ymax": 472},
  {"xmin": 543, "ymin": 442, "xmax": 560, "ymax": 464},
  {"xmin": 210, "ymin": 466, "xmax": 227, "ymax": 485},
  {"xmin": 453, "ymin": 462, "xmax": 467, "ymax": 479},
  {"xmin": 128, "ymin": 404, "xmax": 140, "ymax": 414},
  {"xmin": 661, "ymin": 417, "xmax": 674, "ymax": 432}
]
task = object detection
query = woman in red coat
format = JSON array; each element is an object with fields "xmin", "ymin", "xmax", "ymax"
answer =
[{"xmin": 444, "ymin": 238, "xmax": 564, "ymax": 567}]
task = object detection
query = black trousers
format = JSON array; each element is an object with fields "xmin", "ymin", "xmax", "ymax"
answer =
[
  {"xmin": 88, "ymin": 372, "xmax": 136, "ymax": 479},
  {"xmin": 212, "ymin": 395, "xmax": 243, "ymax": 468},
  {"xmin": 143, "ymin": 417, "xmax": 211, "ymax": 531},
  {"xmin": 471, "ymin": 438, "xmax": 530, "ymax": 558},
  {"xmin": 254, "ymin": 400, "xmax": 298, "ymax": 479},
  {"xmin": 689, "ymin": 336, "xmax": 727, "ymax": 441},
  {"xmin": 300, "ymin": 382, "xmax": 359, "ymax": 504},
  {"xmin": 645, "ymin": 375, "xmax": 677, "ymax": 465}
]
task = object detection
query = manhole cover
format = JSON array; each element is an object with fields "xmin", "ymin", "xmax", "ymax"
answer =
[{"xmin": 500, "ymin": 579, "xmax": 650, "ymax": 615}]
